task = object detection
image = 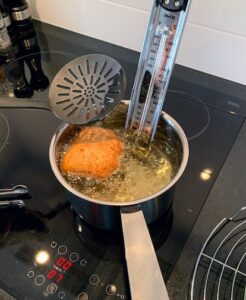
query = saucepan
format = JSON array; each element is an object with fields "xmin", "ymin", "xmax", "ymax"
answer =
[{"xmin": 49, "ymin": 101, "xmax": 189, "ymax": 300}]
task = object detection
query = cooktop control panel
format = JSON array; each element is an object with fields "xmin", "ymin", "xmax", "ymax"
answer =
[{"xmin": 0, "ymin": 229, "xmax": 128, "ymax": 300}]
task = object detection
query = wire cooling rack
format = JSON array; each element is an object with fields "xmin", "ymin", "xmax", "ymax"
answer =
[{"xmin": 191, "ymin": 207, "xmax": 246, "ymax": 300}]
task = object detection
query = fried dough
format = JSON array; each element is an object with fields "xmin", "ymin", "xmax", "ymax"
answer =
[{"xmin": 61, "ymin": 127, "xmax": 124, "ymax": 179}]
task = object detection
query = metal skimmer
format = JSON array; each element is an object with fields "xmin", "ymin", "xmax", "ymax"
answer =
[
  {"xmin": 191, "ymin": 207, "xmax": 246, "ymax": 300},
  {"xmin": 126, "ymin": 0, "xmax": 191, "ymax": 141},
  {"xmin": 0, "ymin": 54, "xmax": 126, "ymax": 124}
]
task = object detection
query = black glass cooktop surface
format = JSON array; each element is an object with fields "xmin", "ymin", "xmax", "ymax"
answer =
[
  {"xmin": 0, "ymin": 97, "xmax": 244, "ymax": 300},
  {"xmin": 0, "ymin": 22, "xmax": 245, "ymax": 300}
]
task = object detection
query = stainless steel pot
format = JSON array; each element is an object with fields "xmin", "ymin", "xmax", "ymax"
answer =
[{"xmin": 49, "ymin": 103, "xmax": 189, "ymax": 300}]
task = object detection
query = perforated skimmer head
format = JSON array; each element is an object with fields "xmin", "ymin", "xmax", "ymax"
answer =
[{"xmin": 49, "ymin": 54, "xmax": 126, "ymax": 124}]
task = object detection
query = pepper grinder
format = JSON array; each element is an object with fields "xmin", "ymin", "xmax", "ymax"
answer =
[{"xmin": 6, "ymin": 0, "xmax": 49, "ymax": 91}]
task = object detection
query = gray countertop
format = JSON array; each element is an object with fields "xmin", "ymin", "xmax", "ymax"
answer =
[
  {"xmin": 0, "ymin": 289, "xmax": 15, "ymax": 300},
  {"xmin": 167, "ymin": 120, "xmax": 246, "ymax": 299}
]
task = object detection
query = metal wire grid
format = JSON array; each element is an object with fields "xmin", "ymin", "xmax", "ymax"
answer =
[{"xmin": 191, "ymin": 207, "xmax": 246, "ymax": 300}]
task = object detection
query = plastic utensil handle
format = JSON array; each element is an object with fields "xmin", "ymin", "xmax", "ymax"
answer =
[
  {"xmin": 121, "ymin": 209, "xmax": 169, "ymax": 300},
  {"xmin": 0, "ymin": 98, "xmax": 50, "ymax": 110}
]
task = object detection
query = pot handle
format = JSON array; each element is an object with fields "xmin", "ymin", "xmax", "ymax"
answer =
[{"xmin": 121, "ymin": 208, "xmax": 169, "ymax": 300}]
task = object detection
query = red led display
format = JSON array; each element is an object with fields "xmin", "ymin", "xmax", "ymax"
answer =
[
  {"xmin": 46, "ymin": 257, "xmax": 73, "ymax": 284},
  {"xmin": 56, "ymin": 257, "xmax": 73, "ymax": 271},
  {"xmin": 47, "ymin": 270, "xmax": 64, "ymax": 283}
]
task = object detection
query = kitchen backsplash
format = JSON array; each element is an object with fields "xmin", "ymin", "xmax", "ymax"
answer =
[{"xmin": 28, "ymin": 0, "xmax": 246, "ymax": 85}]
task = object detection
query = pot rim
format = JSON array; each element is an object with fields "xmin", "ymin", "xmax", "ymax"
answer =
[{"xmin": 49, "ymin": 109, "xmax": 189, "ymax": 207}]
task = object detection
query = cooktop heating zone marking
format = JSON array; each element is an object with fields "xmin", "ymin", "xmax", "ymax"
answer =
[
  {"xmin": 168, "ymin": 90, "xmax": 211, "ymax": 141},
  {"xmin": 0, "ymin": 113, "xmax": 10, "ymax": 153}
]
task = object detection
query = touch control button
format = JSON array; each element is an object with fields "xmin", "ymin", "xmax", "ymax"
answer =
[
  {"xmin": 58, "ymin": 291, "xmax": 66, "ymax": 299},
  {"xmin": 106, "ymin": 284, "xmax": 117, "ymax": 296},
  {"xmin": 89, "ymin": 274, "xmax": 99, "ymax": 286},
  {"xmin": 77, "ymin": 292, "xmax": 88, "ymax": 300},
  {"xmin": 58, "ymin": 245, "xmax": 67, "ymax": 255},
  {"xmin": 34, "ymin": 275, "xmax": 45, "ymax": 286},
  {"xmin": 50, "ymin": 241, "xmax": 57, "ymax": 248},
  {"xmin": 80, "ymin": 259, "xmax": 87, "ymax": 267},
  {"xmin": 26, "ymin": 270, "xmax": 34, "ymax": 278},
  {"xmin": 69, "ymin": 252, "xmax": 79, "ymax": 262},
  {"xmin": 47, "ymin": 283, "xmax": 57, "ymax": 294}
]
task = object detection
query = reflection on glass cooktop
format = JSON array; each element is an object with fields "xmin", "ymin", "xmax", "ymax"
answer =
[{"xmin": 1, "ymin": 50, "xmax": 76, "ymax": 101}]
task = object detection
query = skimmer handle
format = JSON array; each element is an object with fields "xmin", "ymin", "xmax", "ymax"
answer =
[{"xmin": 0, "ymin": 98, "xmax": 50, "ymax": 110}]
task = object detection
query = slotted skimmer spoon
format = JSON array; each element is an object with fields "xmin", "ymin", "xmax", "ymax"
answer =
[{"xmin": 0, "ymin": 54, "xmax": 126, "ymax": 124}]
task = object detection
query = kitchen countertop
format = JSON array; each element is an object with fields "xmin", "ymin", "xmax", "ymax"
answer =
[{"xmin": 167, "ymin": 119, "xmax": 246, "ymax": 299}]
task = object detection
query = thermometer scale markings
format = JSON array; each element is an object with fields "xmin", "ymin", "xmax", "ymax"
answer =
[{"xmin": 130, "ymin": 7, "xmax": 181, "ymax": 131}]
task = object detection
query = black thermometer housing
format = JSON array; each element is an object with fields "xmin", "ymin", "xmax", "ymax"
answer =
[{"xmin": 159, "ymin": 0, "xmax": 189, "ymax": 12}]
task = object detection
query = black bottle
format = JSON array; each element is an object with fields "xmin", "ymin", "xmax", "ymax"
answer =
[
  {"xmin": 6, "ymin": 0, "xmax": 49, "ymax": 91},
  {"xmin": 0, "ymin": 11, "xmax": 33, "ymax": 98}
]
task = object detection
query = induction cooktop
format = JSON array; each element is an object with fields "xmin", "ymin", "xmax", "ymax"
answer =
[{"xmin": 0, "ymin": 22, "xmax": 245, "ymax": 300}]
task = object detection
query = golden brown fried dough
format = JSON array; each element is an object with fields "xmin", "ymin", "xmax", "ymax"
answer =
[{"xmin": 61, "ymin": 127, "xmax": 124, "ymax": 178}]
